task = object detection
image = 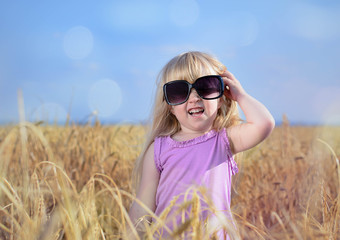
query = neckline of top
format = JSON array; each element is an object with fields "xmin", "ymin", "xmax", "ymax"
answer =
[{"xmin": 166, "ymin": 129, "xmax": 218, "ymax": 148}]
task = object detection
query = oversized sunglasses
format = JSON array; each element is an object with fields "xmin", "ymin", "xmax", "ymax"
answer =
[{"xmin": 163, "ymin": 75, "xmax": 224, "ymax": 106}]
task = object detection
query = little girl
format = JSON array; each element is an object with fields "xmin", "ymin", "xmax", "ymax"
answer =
[{"xmin": 128, "ymin": 51, "xmax": 275, "ymax": 239}]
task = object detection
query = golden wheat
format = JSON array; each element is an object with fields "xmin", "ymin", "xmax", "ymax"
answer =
[{"xmin": 0, "ymin": 120, "xmax": 339, "ymax": 239}]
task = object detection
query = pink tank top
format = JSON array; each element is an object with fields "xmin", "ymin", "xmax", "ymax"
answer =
[{"xmin": 154, "ymin": 128, "xmax": 238, "ymax": 238}]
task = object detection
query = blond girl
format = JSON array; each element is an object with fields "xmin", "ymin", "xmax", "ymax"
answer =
[{"xmin": 128, "ymin": 51, "xmax": 275, "ymax": 239}]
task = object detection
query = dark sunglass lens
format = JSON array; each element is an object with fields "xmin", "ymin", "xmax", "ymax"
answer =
[
  {"xmin": 166, "ymin": 81, "xmax": 189, "ymax": 104},
  {"xmin": 195, "ymin": 76, "xmax": 222, "ymax": 99}
]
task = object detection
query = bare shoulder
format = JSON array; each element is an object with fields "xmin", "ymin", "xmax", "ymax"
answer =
[
  {"xmin": 226, "ymin": 120, "xmax": 274, "ymax": 155},
  {"xmin": 136, "ymin": 141, "xmax": 159, "ymax": 203},
  {"xmin": 141, "ymin": 142, "xmax": 158, "ymax": 177},
  {"xmin": 130, "ymin": 142, "xmax": 159, "ymax": 227},
  {"xmin": 144, "ymin": 142, "xmax": 155, "ymax": 159}
]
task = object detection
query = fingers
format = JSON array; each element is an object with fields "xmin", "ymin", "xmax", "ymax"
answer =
[
  {"xmin": 220, "ymin": 70, "xmax": 237, "ymax": 89},
  {"xmin": 220, "ymin": 70, "xmax": 236, "ymax": 80},
  {"xmin": 221, "ymin": 73, "xmax": 237, "ymax": 91},
  {"xmin": 220, "ymin": 70, "xmax": 245, "ymax": 101},
  {"xmin": 222, "ymin": 76, "xmax": 234, "ymax": 100}
]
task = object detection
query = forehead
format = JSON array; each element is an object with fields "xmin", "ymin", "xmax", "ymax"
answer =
[{"xmin": 166, "ymin": 67, "xmax": 218, "ymax": 84}]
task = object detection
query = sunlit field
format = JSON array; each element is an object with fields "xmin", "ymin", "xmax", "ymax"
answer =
[{"xmin": 0, "ymin": 118, "xmax": 339, "ymax": 239}]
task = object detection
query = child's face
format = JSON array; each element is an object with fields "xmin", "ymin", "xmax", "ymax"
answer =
[{"xmin": 170, "ymin": 87, "xmax": 222, "ymax": 134}]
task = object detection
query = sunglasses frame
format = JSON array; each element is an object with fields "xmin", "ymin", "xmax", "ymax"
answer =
[{"xmin": 163, "ymin": 75, "xmax": 224, "ymax": 106}]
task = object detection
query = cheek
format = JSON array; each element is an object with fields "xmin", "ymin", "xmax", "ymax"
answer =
[
  {"xmin": 171, "ymin": 105, "xmax": 184, "ymax": 117},
  {"xmin": 210, "ymin": 99, "xmax": 221, "ymax": 110}
]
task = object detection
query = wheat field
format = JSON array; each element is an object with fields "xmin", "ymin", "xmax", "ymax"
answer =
[{"xmin": 0, "ymin": 118, "xmax": 339, "ymax": 239}]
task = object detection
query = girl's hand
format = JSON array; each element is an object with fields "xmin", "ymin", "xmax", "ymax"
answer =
[
  {"xmin": 221, "ymin": 70, "xmax": 275, "ymax": 154},
  {"xmin": 220, "ymin": 70, "xmax": 246, "ymax": 102}
]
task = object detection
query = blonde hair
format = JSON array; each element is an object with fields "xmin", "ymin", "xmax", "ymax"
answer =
[{"xmin": 132, "ymin": 51, "xmax": 241, "ymax": 191}]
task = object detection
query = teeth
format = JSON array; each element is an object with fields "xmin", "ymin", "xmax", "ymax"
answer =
[{"xmin": 189, "ymin": 109, "xmax": 204, "ymax": 114}]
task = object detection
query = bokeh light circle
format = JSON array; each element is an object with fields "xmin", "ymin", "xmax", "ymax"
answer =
[
  {"xmin": 322, "ymin": 102, "xmax": 340, "ymax": 125},
  {"xmin": 63, "ymin": 26, "xmax": 93, "ymax": 59},
  {"xmin": 88, "ymin": 79, "xmax": 122, "ymax": 117},
  {"xmin": 31, "ymin": 103, "xmax": 68, "ymax": 123},
  {"xmin": 169, "ymin": 0, "xmax": 200, "ymax": 27}
]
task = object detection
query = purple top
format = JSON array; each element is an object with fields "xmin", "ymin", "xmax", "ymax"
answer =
[{"xmin": 153, "ymin": 128, "xmax": 238, "ymax": 238}]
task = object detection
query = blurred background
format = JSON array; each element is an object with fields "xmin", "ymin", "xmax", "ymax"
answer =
[{"xmin": 0, "ymin": 0, "xmax": 339, "ymax": 125}]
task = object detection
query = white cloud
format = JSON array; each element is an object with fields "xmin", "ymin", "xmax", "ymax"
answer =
[{"xmin": 285, "ymin": 3, "xmax": 340, "ymax": 41}]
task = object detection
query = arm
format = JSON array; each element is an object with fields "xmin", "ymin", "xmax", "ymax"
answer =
[
  {"xmin": 128, "ymin": 142, "xmax": 160, "ymax": 236},
  {"xmin": 221, "ymin": 70, "xmax": 275, "ymax": 154}
]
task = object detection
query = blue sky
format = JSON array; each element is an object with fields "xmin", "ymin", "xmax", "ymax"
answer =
[{"xmin": 1, "ymin": 0, "xmax": 340, "ymax": 125}]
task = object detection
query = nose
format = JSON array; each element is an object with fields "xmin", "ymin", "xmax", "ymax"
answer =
[{"xmin": 188, "ymin": 89, "xmax": 201, "ymax": 103}]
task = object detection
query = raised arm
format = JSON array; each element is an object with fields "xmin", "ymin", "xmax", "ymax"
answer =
[
  {"xmin": 222, "ymin": 70, "xmax": 275, "ymax": 154},
  {"xmin": 128, "ymin": 142, "xmax": 160, "ymax": 237}
]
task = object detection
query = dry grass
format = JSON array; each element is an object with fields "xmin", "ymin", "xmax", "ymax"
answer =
[{"xmin": 0, "ymin": 118, "xmax": 339, "ymax": 239}]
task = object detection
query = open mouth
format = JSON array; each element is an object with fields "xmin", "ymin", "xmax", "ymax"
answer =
[{"xmin": 188, "ymin": 108, "xmax": 204, "ymax": 116}]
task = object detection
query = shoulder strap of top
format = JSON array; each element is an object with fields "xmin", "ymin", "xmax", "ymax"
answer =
[{"xmin": 154, "ymin": 137, "xmax": 163, "ymax": 173}]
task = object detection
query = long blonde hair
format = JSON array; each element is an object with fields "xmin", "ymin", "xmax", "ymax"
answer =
[{"xmin": 132, "ymin": 51, "xmax": 241, "ymax": 192}]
